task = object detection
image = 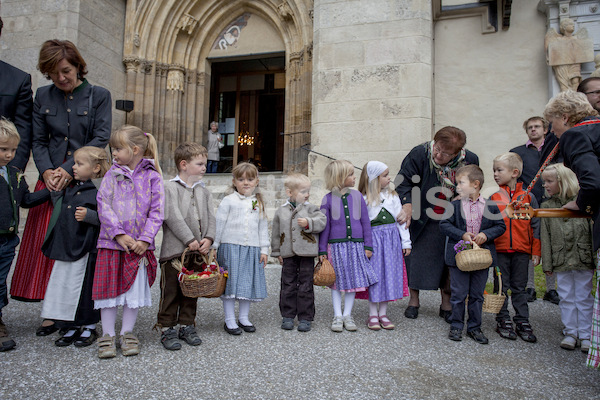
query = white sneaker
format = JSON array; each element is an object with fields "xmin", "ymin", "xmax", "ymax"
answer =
[
  {"xmin": 580, "ymin": 339, "xmax": 591, "ymax": 353},
  {"xmin": 560, "ymin": 335, "xmax": 577, "ymax": 350},
  {"xmin": 331, "ymin": 316, "xmax": 343, "ymax": 332},
  {"xmin": 343, "ymin": 316, "xmax": 357, "ymax": 331}
]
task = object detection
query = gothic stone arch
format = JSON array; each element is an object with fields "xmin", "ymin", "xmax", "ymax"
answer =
[{"xmin": 123, "ymin": 0, "xmax": 314, "ymax": 174}]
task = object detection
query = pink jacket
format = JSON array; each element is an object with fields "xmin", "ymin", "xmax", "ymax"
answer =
[{"xmin": 97, "ymin": 158, "xmax": 164, "ymax": 250}]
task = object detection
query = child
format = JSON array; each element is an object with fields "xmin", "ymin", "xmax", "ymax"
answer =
[
  {"xmin": 490, "ymin": 152, "xmax": 541, "ymax": 343},
  {"xmin": 319, "ymin": 160, "xmax": 377, "ymax": 332},
  {"xmin": 357, "ymin": 161, "xmax": 411, "ymax": 330},
  {"xmin": 41, "ymin": 146, "xmax": 110, "ymax": 348},
  {"xmin": 212, "ymin": 162, "xmax": 269, "ymax": 335},
  {"xmin": 271, "ymin": 173, "xmax": 326, "ymax": 332},
  {"xmin": 0, "ymin": 118, "xmax": 50, "ymax": 351},
  {"xmin": 156, "ymin": 142, "xmax": 215, "ymax": 350},
  {"xmin": 440, "ymin": 165, "xmax": 505, "ymax": 343},
  {"xmin": 92, "ymin": 125, "xmax": 164, "ymax": 358},
  {"xmin": 540, "ymin": 164, "xmax": 594, "ymax": 352}
]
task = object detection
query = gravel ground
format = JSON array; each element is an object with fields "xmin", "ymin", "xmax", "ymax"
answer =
[{"xmin": 1, "ymin": 264, "xmax": 599, "ymax": 400}]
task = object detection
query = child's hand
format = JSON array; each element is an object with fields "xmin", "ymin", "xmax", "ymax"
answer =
[
  {"xmin": 188, "ymin": 239, "xmax": 200, "ymax": 251},
  {"xmin": 473, "ymin": 232, "xmax": 487, "ymax": 246},
  {"xmin": 115, "ymin": 234, "xmax": 135, "ymax": 254},
  {"xmin": 278, "ymin": 256, "xmax": 283, "ymax": 264},
  {"xmin": 74, "ymin": 206, "xmax": 88, "ymax": 221},
  {"xmin": 397, "ymin": 204, "xmax": 412, "ymax": 228},
  {"xmin": 532, "ymin": 255, "xmax": 540, "ymax": 266},
  {"xmin": 461, "ymin": 232, "xmax": 475, "ymax": 242},
  {"xmin": 403, "ymin": 248, "xmax": 411, "ymax": 256},
  {"xmin": 198, "ymin": 238, "xmax": 212, "ymax": 254},
  {"xmin": 297, "ymin": 217, "xmax": 308, "ymax": 228},
  {"xmin": 260, "ymin": 254, "xmax": 268, "ymax": 267},
  {"xmin": 365, "ymin": 250, "xmax": 372, "ymax": 259},
  {"xmin": 544, "ymin": 270, "xmax": 553, "ymax": 276},
  {"xmin": 319, "ymin": 255, "xmax": 327, "ymax": 262},
  {"xmin": 130, "ymin": 240, "xmax": 149, "ymax": 255}
]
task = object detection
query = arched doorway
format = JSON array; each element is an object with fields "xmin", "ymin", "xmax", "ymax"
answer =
[{"xmin": 121, "ymin": 0, "xmax": 313, "ymax": 175}]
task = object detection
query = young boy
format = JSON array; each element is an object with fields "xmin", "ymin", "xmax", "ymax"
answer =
[
  {"xmin": 440, "ymin": 165, "xmax": 505, "ymax": 344},
  {"xmin": 156, "ymin": 142, "xmax": 216, "ymax": 350},
  {"xmin": 271, "ymin": 173, "xmax": 326, "ymax": 332},
  {"xmin": 0, "ymin": 118, "xmax": 49, "ymax": 351},
  {"xmin": 490, "ymin": 152, "xmax": 541, "ymax": 343}
]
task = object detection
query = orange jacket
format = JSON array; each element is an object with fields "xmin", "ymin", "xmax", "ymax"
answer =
[{"xmin": 490, "ymin": 182, "xmax": 541, "ymax": 256}]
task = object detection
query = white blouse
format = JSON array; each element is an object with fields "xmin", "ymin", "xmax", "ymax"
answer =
[
  {"xmin": 364, "ymin": 191, "xmax": 411, "ymax": 249},
  {"xmin": 212, "ymin": 191, "xmax": 270, "ymax": 254}
]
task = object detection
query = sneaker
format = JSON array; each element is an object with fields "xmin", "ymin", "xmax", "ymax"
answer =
[
  {"xmin": 343, "ymin": 316, "xmax": 357, "ymax": 331},
  {"xmin": 581, "ymin": 339, "xmax": 591, "ymax": 353},
  {"xmin": 160, "ymin": 328, "xmax": 182, "ymax": 351},
  {"xmin": 467, "ymin": 329, "xmax": 489, "ymax": 344},
  {"xmin": 120, "ymin": 332, "xmax": 140, "ymax": 356},
  {"xmin": 0, "ymin": 318, "xmax": 16, "ymax": 352},
  {"xmin": 297, "ymin": 320, "xmax": 312, "ymax": 332},
  {"xmin": 526, "ymin": 287, "xmax": 537, "ymax": 302},
  {"xmin": 331, "ymin": 316, "xmax": 343, "ymax": 332},
  {"xmin": 281, "ymin": 317, "xmax": 294, "ymax": 330},
  {"xmin": 515, "ymin": 321, "xmax": 537, "ymax": 343},
  {"xmin": 560, "ymin": 335, "xmax": 577, "ymax": 350},
  {"xmin": 448, "ymin": 328, "xmax": 462, "ymax": 341},
  {"xmin": 496, "ymin": 320, "xmax": 517, "ymax": 340},
  {"xmin": 97, "ymin": 334, "xmax": 116, "ymax": 359},
  {"xmin": 543, "ymin": 290, "xmax": 560, "ymax": 305},
  {"xmin": 179, "ymin": 325, "xmax": 202, "ymax": 346}
]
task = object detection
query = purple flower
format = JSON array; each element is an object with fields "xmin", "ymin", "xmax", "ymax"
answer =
[{"xmin": 454, "ymin": 240, "xmax": 472, "ymax": 254}]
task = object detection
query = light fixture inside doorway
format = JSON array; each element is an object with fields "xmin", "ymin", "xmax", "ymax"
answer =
[{"xmin": 238, "ymin": 121, "xmax": 256, "ymax": 146}]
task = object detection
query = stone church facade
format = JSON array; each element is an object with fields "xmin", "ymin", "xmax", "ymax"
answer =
[{"xmin": 2, "ymin": 0, "xmax": 600, "ymax": 191}]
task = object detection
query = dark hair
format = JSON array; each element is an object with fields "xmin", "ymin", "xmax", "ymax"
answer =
[
  {"xmin": 0, "ymin": 17, "xmax": 4, "ymax": 36},
  {"xmin": 456, "ymin": 164, "xmax": 484, "ymax": 188},
  {"xmin": 174, "ymin": 142, "xmax": 208, "ymax": 171},
  {"xmin": 433, "ymin": 126, "xmax": 466, "ymax": 154},
  {"xmin": 522, "ymin": 116, "xmax": 548, "ymax": 132},
  {"xmin": 37, "ymin": 39, "xmax": 88, "ymax": 79},
  {"xmin": 577, "ymin": 77, "xmax": 600, "ymax": 93}
]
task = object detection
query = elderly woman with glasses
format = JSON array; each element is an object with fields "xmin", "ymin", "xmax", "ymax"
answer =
[
  {"xmin": 395, "ymin": 126, "xmax": 479, "ymax": 321},
  {"xmin": 544, "ymin": 89, "xmax": 600, "ymax": 369}
]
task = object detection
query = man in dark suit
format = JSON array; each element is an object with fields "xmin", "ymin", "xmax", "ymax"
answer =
[{"xmin": 0, "ymin": 17, "xmax": 33, "ymax": 171}]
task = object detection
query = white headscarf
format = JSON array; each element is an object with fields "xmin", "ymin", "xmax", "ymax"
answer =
[{"xmin": 366, "ymin": 161, "xmax": 388, "ymax": 182}]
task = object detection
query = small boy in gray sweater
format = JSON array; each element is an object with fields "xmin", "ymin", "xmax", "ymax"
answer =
[
  {"xmin": 156, "ymin": 143, "xmax": 216, "ymax": 350},
  {"xmin": 271, "ymin": 173, "xmax": 326, "ymax": 332}
]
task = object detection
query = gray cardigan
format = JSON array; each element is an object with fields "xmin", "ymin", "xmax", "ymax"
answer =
[
  {"xmin": 159, "ymin": 180, "xmax": 216, "ymax": 262},
  {"xmin": 271, "ymin": 202, "xmax": 327, "ymax": 258}
]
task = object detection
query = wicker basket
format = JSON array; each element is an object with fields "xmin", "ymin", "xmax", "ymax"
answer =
[
  {"xmin": 171, "ymin": 249, "xmax": 219, "ymax": 298},
  {"xmin": 314, "ymin": 258, "xmax": 336, "ymax": 286},
  {"xmin": 455, "ymin": 242, "xmax": 493, "ymax": 272},
  {"xmin": 201, "ymin": 252, "xmax": 227, "ymax": 298},
  {"xmin": 483, "ymin": 266, "xmax": 506, "ymax": 314}
]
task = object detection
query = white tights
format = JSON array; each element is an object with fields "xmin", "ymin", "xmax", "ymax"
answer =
[
  {"xmin": 223, "ymin": 298, "xmax": 252, "ymax": 329},
  {"xmin": 100, "ymin": 306, "xmax": 139, "ymax": 337},
  {"xmin": 331, "ymin": 289, "xmax": 355, "ymax": 317}
]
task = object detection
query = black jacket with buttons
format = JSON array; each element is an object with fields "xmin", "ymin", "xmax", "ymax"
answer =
[
  {"xmin": 32, "ymin": 80, "xmax": 112, "ymax": 176},
  {"xmin": 0, "ymin": 165, "xmax": 50, "ymax": 234}
]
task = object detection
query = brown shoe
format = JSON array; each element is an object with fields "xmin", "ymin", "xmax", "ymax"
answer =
[
  {"xmin": 97, "ymin": 334, "xmax": 116, "ymax": 359},
  {"xmin": 120, "ymin": 332, "xmax": 140, "ymax": 356},
  {"xmin": 0, "ymin": 318, "xmax": 16, "ymax": 352}
]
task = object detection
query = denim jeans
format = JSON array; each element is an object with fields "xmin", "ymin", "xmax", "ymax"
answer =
[
  {"xmin": 207, "ymin": 160, "xmax": 218, "ymax": 173},
  {"xmin": 0, "ymin": 234, "xmax": 19, "ymax": 318}
]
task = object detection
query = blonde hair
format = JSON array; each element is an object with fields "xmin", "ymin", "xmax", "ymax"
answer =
[
  {"xmin": 109, "ymin": 125, "xmax": 162, "ymax": 175},
  {"xmin": 284, "ymin": 173, "xmax": 311, "ymax": 191},
  {"xmin": 324, "ymin": 160, "xmax": 354, "ymax": 191},
  {"xmin": 358, "ymin": 163, "xmax": 397, "ymax": 206},
  {"xmin": 493, "ymin": 152, "xmax": 523, "ymax": 177},
  {"xmin": 542, "ymin": 163, "xmax": 579, "ymax": 202},
  {"xmin": 0, "ymin": 117, "xmax": 20, "ymax": 143},
  {"xmin": 74, "ymin": 146, "xmax": 110, "ymax": 178},
  {"xmin": 543, "ymin": 90, "xmax": 599, "ymax": 126},
  {"xmin": 231, "ymin": 162, "xmax": 265, "ymax": 215}
]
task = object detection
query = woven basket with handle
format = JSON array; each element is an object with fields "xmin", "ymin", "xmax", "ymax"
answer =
[
  {"xmin": 201, "ymin": 251, "xmax": 227, "ymax": 298},
  {"xmin": 171, "ymin": 248, "xmax": 219, "ymax": 298},
  {"xmin": 455, "ymin": 242, "xmax": 493, "ymax": 272},
  {"xmin": 483, "ymin": 266, "xmax": 506, "ymax": 314},
  {"xmin": 313, "ymin": 258, "xmax": 336, "ymax": 286}
]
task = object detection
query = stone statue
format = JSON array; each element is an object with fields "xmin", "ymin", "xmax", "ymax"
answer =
[
  {"xmin": 545, "ymin": 18, "xmax": 594, "ymax": 91},
  {"xmin": 590, "ymin": 54, "xmax": 600, "ymax": 77}
]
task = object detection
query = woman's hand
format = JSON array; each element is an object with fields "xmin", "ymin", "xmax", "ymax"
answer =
[
  {"xmin": 563, "ymin": 200, "xmax": 580, "ymax": 210},
  {"xmin": 74, "ymin": 206, "xmax": 88, "ymax": 222},
  {"xmin": 260, "ymin": 254, "xmax": 268, "ymax": 268},
  {"xmin": 115, "ymin": 234, "xmax": 135, "ymax": 253},
  {"xmin": 42, "ymin": 169, "xmax": 59, "ymax": 191},
  {"xmin": 397, "ymin": 204, "xmax": 412, "ymax": 228},
  {"xmin": 130, "ymin": 240, "xmax": 149, "ymax": 255},
  {"xmin": 54, "ymin": 167, "xmax": 73, "ymax": 191}
]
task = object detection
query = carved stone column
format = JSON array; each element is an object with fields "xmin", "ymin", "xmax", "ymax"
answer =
[
  {"xmin": 123, "ymin": 57, "xmax": 140, "ymax": 125},
  {"xmin": 164, "ymin": 64, "xmax": 185, "ymax": 174}
]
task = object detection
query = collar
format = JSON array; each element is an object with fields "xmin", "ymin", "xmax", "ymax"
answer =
[
  {"xmin": 462, "ymin": 194, "xmax": 485, "ymax": 205},
  {"xmin": 112, "ymin": 158, "xmax": 158, "ymax": 176},
  {"xmin": 170, "ymin": 175, "xmax": 205, "ymax": 188},
  {"xmin": 525, "ymin": 138, "xmax": 544, "ymax": 151},
  {"xmin": 233, "ymin": 191, "xmax": 255, "ymax": 200}
]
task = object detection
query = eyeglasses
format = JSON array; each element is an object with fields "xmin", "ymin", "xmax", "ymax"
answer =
[
  {"xmin": 584, "ymin": 90, "xmax": 600, "ymax": 96},
  {"xmin": 433, "ymin": 144, "xmax": 457, "ymax": 159}
]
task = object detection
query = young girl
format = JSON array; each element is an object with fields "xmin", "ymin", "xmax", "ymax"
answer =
[
  {"xmin": 319, "ymin": 160, "xmax": 377, "ymax": 332},
  {"xmin": 92, "ymin": 125, "xmax": 164, "ymax": 358},
  {"xmin": 212, "ymin": 162, "xmax": 269, "ymax": 335},
  {"xmin": 540, "ymin": 163, "xmax": 594, "ymax": 352},
  {"xmin": 356, "ymin": 161, "xmax": 411, "ymax": 330},
  {"xmin": 40, "ymin": 147, "xmax": 110, "ymax": 348}
]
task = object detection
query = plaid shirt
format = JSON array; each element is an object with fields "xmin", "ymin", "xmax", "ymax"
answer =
[{"xmin": 461, "ymin": 195, "xmax": 485, "ymax": 235}]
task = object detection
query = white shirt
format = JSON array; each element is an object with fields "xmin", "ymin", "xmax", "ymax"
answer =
[
  {"xmin": 364, "ymin": 191, "xmax": 411, "ymax": 249},
  {"xmin": 170, "ymin": 175, "xmax": 205, "ymax": 188}
]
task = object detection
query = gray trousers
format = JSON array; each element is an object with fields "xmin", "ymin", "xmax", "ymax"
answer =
[{"xmin": 527, "ymin": 259, "xmax": 556, "ymax": 290}]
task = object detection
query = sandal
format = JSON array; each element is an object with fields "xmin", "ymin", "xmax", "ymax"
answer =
[
  {"xmin": 97, "ymin": 334, "xmax": 116, "ymax": 359},
  {"xmin": 367, "ymin": 316, "xmax": 381, "ymax": 330},
  {"xmin": 120, "ymin": 332, "xmax": 140, "ymax": 356},
  {"xmin": 379, "ymin": 315, "xmax": 395, "ymax": 330}
]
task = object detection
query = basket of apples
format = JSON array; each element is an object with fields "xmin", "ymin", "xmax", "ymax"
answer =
[
  {"xmin": 171, "ymin": 248, "xmax": 220, "ymax": 298},
  {"xmin": 200, "ymin": 251, "xmax": 228, "ymax": 298}
]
